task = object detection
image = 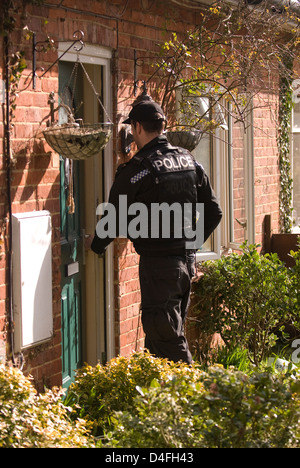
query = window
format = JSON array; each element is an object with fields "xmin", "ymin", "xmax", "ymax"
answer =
[
  {"xmin": 223, "ymin": 102, "xmax": 255, "ymax": 250},
  {"xmin": 174, "ymin": 90, "xmax": 224, "ymax": 260},
  {"xmin": 227, "ymin": 113, "xmax": 255, "ymax": 248},
  {"xmin": 291, "ymin": 100, "xmax": 300, "ymax": 232},
  {"xmin": 180, "ymin": 94, "xmax": 224, "ymax": 260},
  {"xmin": 177, "ymin": 91, "xmax": 255, "ymax": 259},
  {"xmin": 193, "ymin": 99, "xmax": 255, "ymax": 259},
  {"xmin": 192, "ymin": 128, "xmax": 222, "ymax": 261}
]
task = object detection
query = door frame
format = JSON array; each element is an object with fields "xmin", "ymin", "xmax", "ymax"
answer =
[{"xmin": 58, "ymin": 41, "xmax": 115, "ymax": 362}]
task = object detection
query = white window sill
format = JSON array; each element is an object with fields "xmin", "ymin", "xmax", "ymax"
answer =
[{"xmin": 196, "ymin": 251, "xmax": 220, "ymax": 262}]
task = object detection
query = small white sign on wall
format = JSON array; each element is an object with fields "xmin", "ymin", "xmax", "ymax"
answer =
[{"xmin": 12, "ymin": 211, "xmax": 53, "ymax": 352}]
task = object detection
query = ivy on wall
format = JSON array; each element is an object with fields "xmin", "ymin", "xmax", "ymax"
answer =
[
  {"xmin": 1, "ymin": 0, "xmax": 47, "ymax": 122},
  {"xmin": 278, "ymin": 56, "xmax": 294, "ymax": 234}
]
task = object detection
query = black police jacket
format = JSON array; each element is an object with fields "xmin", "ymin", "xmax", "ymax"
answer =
[{"xmin": 91, "ymin": 135, "xmax": 223, "ymax": 256}]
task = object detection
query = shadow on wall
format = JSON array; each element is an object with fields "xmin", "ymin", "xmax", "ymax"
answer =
[{"xmin": 11, "ymin": 137, "xmax": 59, "ymax": 209}]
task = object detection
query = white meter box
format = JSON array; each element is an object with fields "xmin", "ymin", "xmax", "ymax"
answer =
[{"xmin": 12, "ymin": 211, "xmax": 53, "ymax": 352}]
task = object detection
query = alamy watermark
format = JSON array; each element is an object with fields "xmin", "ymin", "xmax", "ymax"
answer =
[
  {"xmin": 292, "ymin": 339, "xmax": 300, "ymax": 364},
  {"xmin": 267, "ymin": 340, "xmax": 300, "ymax": 370},
  {"xmin": 96, "ymin": 195, "xmax": 204, "ymax": 250}
]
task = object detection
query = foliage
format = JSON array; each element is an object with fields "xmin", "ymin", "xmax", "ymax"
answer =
[
  {"xmin": 278, "ymin": 55, "xmax": 294, "ymax": 233},
  {"xmin": 64, "ymin": 352, "xmax": 201, "ymax": 437},
  {"xmin": 1, "ymin": 0, "xmax": 51, "ymax": 123},
  {"xmin": 211, "ymin": 345, "xmax": 253, "ymax": 373},
  {"xmin": 0, "ymin": 364, "xmax": 93, "ymax": 448},
  {"xmin": 62, "ymin": 352, "xmax": 300, "ymax": 448},
  {"xmin": 152, "ymin": 0, "xmax": 300, "ymax": 135},
  {"xmin": 192, "ymin": 243, "xmax": 299, "ymax": 366},
  {"xmin": 3, "ymin": 352, "xmax": 298, "ymax": 448},
  {"xmin": 290, "ymin": 242, "xmax": 300, "ymax": 321},
  {"xmin": 103, "ymin": 364, "xmax": 300, "ymax": 448}
]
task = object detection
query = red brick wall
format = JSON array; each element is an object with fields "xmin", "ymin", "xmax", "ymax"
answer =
[
  {"xmin": 0, "ymin": 22, "xmax": 62, "ymax": 387},
  {"xmin": 253, "ymin": 94, "xmax": 281, "ymax": 244},
  {"xmin": 231, "ymin": 118, "xmax": 249, "ymax": 246},
  {"xmin": 0, "ymin": 0, "xmax": 283, "ymax": 388},
  {"xmin": 106, "ymin": 0, "xmax": 204, "ymax": 357}
]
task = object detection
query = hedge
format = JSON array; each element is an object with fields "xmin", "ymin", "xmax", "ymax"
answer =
[{"xmin": 0, "ymin": 364, "xmax": 93, "ymax": 448}]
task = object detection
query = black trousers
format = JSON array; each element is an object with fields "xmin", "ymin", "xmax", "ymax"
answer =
[{"xmin": 139, "ymin": 253, "xmax": 195, "ymax": 365}]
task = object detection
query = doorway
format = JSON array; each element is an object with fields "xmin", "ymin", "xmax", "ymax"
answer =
[{"xmin": 58, "ymin": 45, "xmax": 114, "ymax": 389}]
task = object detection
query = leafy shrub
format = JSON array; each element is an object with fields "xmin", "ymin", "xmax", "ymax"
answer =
[
  {"xmin": 192, "ymin": 243, "xmax": 299, "ymax": 366},
  {"xmin": 64, "ymin": 352, "xmax": 300, "ymax": 448},
  {"xmin": 212, "ymin": 345, "xmax": 252, "ymax": 373},
  {"xmin": 105, "ymin": 365, "xmax": 300, "ymax": 448},
  {"xmin": 290, "ymin": 244, "xmax": 300, "ymax": 326},
  {"xmin": 0, "ymin": 365, "xmax": 92, "ymax": 448},
  {"xmin": 65, "ymin": 352, "xmax": 201, "ymax": 436}
]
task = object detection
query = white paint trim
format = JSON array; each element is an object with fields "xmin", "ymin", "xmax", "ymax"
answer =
[
  {"xmin": 244, "ymin": 110, "xmax": 255, "ymax": 245},
  {"xmin": 196, "ymin": 127, "xmax": 222, "ymax": 263},
  {"xmin": 58, "ymin": 42, "xmax": 112, "ymax": 64}
]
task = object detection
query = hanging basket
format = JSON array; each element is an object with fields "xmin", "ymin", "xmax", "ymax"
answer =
[
  {"xmin": 166, "ymin": 128, "xmax": 202, "ymax": 152},
  {"xmin": 43, "ymin": 123, "xmax": 113, "ymax": 160}
]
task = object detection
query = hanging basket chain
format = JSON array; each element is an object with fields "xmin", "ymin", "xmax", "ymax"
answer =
[
  {"xmin": 43, "ymin": 53, "xmax": 113, "ymax": 160},
  {"xmin": 79, "ymin": 59, "xmax": 113, "ymax": 124},
  {"xmin": 61, "ymin": 58, "xmax": 79, "ymax": 116}
]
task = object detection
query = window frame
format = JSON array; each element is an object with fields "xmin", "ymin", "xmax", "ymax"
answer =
[
  {"xmin": 222, "ymin": 101, "xmax": 255, "ymax": 251},
  {"xmin": 290, "ymin": 98, "xmax": 300, "ymax": 233},
  {"xmin": 194, "ymin": 125, "xmax": 223, "ymax": 262},
  {"xmin": 177, "ymin": 92, "xmax": 256, "ymax": 261}
]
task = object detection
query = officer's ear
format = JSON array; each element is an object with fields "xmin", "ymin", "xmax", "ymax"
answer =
[{"xmin": 135, "ymin": 121, "xmax": 143, "ymax": 135}]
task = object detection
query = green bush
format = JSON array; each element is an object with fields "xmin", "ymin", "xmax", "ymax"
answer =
[
  {"xmin": 105, "ymin": 364, "xmax": 300, "ymax": 448},
  {"xmin": 290, "ymin": 244, "xmax": 300, "ymax": 326},
  {"xmin": 65, "ymin": 352, "xmax": 201, "ymax": 436},
  {"xmin": 3, "ymin": 351, "xmax": 299, "ymax": 448},
  {"xmin": 0, "ymin": 364, "xmax": 92, "ymax": 448},
  {"xmin": 64, "ymin": 352, "xmax": 300, "ymax": 448},
  {"xmin": 192, "ymin": 243, "xmax": 299, "ymax": 366}
]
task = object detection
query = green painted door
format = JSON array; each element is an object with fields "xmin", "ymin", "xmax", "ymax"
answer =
[{"xmin": 59, "ymin": 61, "xmax": 84, "ymax": 389}]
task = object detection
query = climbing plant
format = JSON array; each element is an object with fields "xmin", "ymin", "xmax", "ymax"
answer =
[
  {"xmin": 1, "ymin": 0, "xmax": 48, "ymax": 124},
  {"xmin": 150, "ymin": 2, "xmax": 300, "ymax": 132},
  {"xmin": 278, "ymin": 56, "xmax": 294, "ymax": 233},
  {"xmin": 148, "ymin": 0, "xmax": 300, "ymax": 217}
]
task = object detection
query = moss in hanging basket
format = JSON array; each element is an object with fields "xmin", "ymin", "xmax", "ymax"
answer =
[
  {"xmin": 43, "ymin": 123, "xmax": 113, "ymax": 160},
  {"xmin": 166, "ymin": 128, "xmax": 202, "ymax": 152}
]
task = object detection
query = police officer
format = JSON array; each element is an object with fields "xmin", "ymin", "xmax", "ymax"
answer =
[{"xmin": 91, "ymin": 97, "xmax": 222, "ymax": 364}]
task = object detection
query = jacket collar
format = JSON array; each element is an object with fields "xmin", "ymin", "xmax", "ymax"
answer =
[{"xmin": 137, "ymin": 134, "xmax": 169, "ymax": 156}]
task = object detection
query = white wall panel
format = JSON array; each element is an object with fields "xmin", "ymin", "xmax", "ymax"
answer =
[{"xmin": 12, "ymin": 211, "xmax": 53, "ymax": 352}]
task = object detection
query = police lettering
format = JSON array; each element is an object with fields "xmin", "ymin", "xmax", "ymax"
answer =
[
  {"xmin": 165, "ymin": 177, "xmax": 193, "ymax": 195},
  {"xmin": 152, "ymin": 154, "xmax": 194, "ymax": 172}
]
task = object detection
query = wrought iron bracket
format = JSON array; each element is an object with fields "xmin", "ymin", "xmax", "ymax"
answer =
[
  {"xmin": 134, "ymin": 50, "xmax": 149, "ymax": 96},
  {"xmin": 133, "ymin": 49, "xmax": 170, "ymax": 96},
  {"xmin": 32, "ymin": 30, "xmax": 85, "ymax": 90}
]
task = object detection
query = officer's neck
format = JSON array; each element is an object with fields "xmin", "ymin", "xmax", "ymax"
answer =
[{"xmin": 138, "ymin": 132, "xmax": 162, "ymax": 150}]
